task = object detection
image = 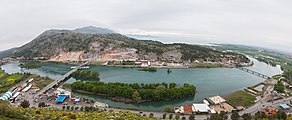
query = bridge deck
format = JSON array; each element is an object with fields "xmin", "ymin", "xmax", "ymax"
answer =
[
  {"xmin": 36, "ymin": 61, "xmax": 90, "ymax": 96},
  {"xmin": 237, "ymin": 67, "xmax": 270, "ymax": 79}
]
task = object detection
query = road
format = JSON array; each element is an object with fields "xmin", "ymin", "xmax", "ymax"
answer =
[{"xmin": 35, "ymin": 61, "xmax": 89, "ymax": 97}]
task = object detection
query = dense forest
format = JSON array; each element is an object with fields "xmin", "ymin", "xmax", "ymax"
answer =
[
  {"xmin": 70, "ymin": 81, "xmax": 196, "ymax": 103},
  {"xmin": 71, "ymin": 70, "xmax": 99, "ymax": 80}
]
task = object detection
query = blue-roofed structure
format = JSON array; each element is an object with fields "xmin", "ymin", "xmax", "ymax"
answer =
[
  {"xmin": 280, "ymin": 104, "xmax": 290, "ymax": 109},
  {"xmin": 55, "ymin": 95, "xmax": 67, "ymax": 103}
]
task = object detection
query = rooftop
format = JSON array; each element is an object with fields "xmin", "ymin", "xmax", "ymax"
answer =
[
  {"xmin": 207, "ymin": 95, "xmax": 226, "ymax": 104},
  {"xmin": 192, "ymin": 103, "xmax": 211, "ymax": 113},
  {"xmin": 280, "ymin": 104, "xmax": 290, "ymax": 109}
]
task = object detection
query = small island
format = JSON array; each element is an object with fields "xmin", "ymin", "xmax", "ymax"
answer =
[
  {"xmin": 70, "ymin": 81, "xmax": 196, "ymax": 103},
  {"xmin": 19, "ymin": 62, "xmax": 41, "ymax": 69},
  {"xmin": 71, "ymin": 70, "xmax": 100, "ymax": 80}
]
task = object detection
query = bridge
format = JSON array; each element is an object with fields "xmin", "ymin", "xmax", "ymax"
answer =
[
  {"xmin": 36, "ymin": 61, "xmax": 90, "ymax": 96},
  {"xmin": 237, "ymin": 67, "xmax": 271, "ymax": 79}
]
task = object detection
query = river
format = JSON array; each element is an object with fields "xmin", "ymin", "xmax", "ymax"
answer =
[{"xmin": 0, "ymin": 57, "xmax": 283, "ymax": 111}]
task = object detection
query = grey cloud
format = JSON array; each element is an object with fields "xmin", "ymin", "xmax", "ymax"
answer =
[{"xmin": 0, "ymin": 0, "xmax": 291, "ymax": 53}]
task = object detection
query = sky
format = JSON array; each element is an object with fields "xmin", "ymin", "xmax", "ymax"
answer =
[{"xmin": 0, "ymin": 0, "xmax": 292, "ymax": 53}]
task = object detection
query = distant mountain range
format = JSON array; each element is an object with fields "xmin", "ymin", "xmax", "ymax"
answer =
[
  {"xmin": 0, "ymin": 26, "xmax": 249, "ymax": 64},
  {"xmin": 73, "ymin": 26, "xmax": 115, "ymax": 34}
]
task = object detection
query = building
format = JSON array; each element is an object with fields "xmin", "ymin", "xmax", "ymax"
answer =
[
  {"xmin": 183, "ymin": 104, "xmax": 193, "ymax": 114},
  {"xmin": 280, "ymin": 104, "xmax": 290, "ymax": 110},
  {"xmin": 141, "ymin": 60, "xmax": 150, "ymax": 67},
  {"xmin": 54, "ymin": 88, "xmax": 71, "ymax": 98},
  {"xmin": 174, "ymin": 106, "xmax": 184, "ymax": 114},
  {"xmin": 94, "ymin": 101, "xmax": 109, "ymax": 108},
  {"xmin": 192, "ymin": 103, "xmax": 211, "ymax": 113},
  {"xmin": 0, "ymin": 91, "xmax": 13, "ymax": 101}
]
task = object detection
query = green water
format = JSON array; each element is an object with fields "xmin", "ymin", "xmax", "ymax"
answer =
[{"xmin": 0, "ymin": 58, "xmax": 282, "ymax": 111}]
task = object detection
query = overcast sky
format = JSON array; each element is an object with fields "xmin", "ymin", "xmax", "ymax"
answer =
[{"xmin": 0, "ymin": 0, "xmax": 292, "ymax": 52}]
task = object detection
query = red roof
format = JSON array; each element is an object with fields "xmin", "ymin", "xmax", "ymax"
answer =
[{"xmin": 183, "ymin": 105, "xmax": 192, "ymax": 112}]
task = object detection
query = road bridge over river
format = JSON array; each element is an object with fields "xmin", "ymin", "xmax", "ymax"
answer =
[
  {"xmin": 35, "ymin": 61, "xmax": 90, "ymax": 96},
  {"xmin": 237, "ymin": 67, "xmax": 271, "ymax": 79}
]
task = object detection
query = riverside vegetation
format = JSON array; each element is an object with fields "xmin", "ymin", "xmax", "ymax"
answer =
[
  {"xmin": 71, "ymin": 70, "xmax": 100, "ymax": 80},
  {"xmin": 70, "ymin": 81, "xmax": 196, "ymax": 103},
  {"xmin": 18, "ymin": 62, "xmax": 41, "ymax": 69}
]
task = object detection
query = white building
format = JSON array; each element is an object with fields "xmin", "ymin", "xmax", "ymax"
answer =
[
  {"xmin": 54, "ymin": 88, "xmax": 71, "ymax": 98},
  {"xmin": 192, "ymin": 103, "xmax": 211, "ymax": 113}
]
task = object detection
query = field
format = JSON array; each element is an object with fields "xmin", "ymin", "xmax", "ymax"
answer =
[
  {"xmin": 29, "ymin": 75, "xmax": 54, "ymax": 90},
  {"xmin": 189, "ymin": 63, "xmax": 224, "ymax": 68},
  {"xmin": 225, "ymin": 90, "xmax": 256, "ymax": 107},
  {"xmin": 0, "ymin": 69, "xmax": 26, "ymax": 93}
]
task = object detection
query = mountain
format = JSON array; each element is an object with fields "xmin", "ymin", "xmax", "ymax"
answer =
[
  {"xmin": 73, "ymin": 26, "xmax": 114, "ymax": 34},
  {"xmin": 4, "ymin": 27, "xmax": 249, "ymax": 64},
  {"xmin": 0, "ymin": 48, "xmax": 16, "ymax": 59}
]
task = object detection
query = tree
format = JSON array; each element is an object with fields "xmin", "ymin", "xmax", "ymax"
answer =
[
  {"xmin": 20, "ymin": 100, "xmax": 30, "ymax": 108},
  {"xmin": 219, "ymin": 112, "xmax": 228, "ymax": 120},
  {"xmin": 71, "ymin": 106, "xmax": 74, "ymax": 111},
  {"xmin": 162, "ymin": 113, "xmax": 167, "ymax": 119},
  {"xmin": 182, "ymin": 116, "xmax": 186, "ymax": 120},
  {"xmin": 276, "ymin": 111, "xmax": 287, "ymax": 120},
  {"xmin": 38, "ymin": 102, "xmax": 46, "ymax": 108},
  {"xmin": 175, "ymin": 114, "xmax": 180, "ymax": 120},
  {"xmin": 66, "ymin": 106, "xmax": 70, "ymax": 110},
  {"xmin": 164, "ymin": 106, "xmax": 174, "ymax": 113},
  {"xmin": 149, "ymin": 113, "xmax": 154, "ymax": 118},
  {"xmin": 132, "ymin": 91, "xmax": 142, "ymax": 103},
  {"xmin": 189, "ymin": 114, "xmax": 195, "ymax": 120},
  {"xmin": 62, "ymin": 106, "xmax": 65, "ymax": 110},
  {"xmin": 231, "ymin": 111, "xmax": 240, "ymax": 120},
  {"xmin": 242, "ymin": 113, "xmax": 252, "ymax": 120},
  {"xmin": 169, "ymin": 114, "xmax": 173, "ymax": 119},
  {"xmin": 80, "ymin": 106, "xmax": 84, "ymax": 111}
]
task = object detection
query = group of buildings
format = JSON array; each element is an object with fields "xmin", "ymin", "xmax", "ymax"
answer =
[
  {"xmin": 174, "ymin": 96, "xmax": 233, "ymax": 115},
  {"xmin": 0, "ymin": 78, "xmax": 34, "ymax": 102}
]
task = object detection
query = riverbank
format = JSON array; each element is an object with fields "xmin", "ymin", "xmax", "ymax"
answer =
[{"xmin": 69, "ymin": 81, "xmax": 196, "ymax": 104}]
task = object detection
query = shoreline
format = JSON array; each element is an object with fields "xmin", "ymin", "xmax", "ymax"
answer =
[{"xmin": 15, "ymin": 59, "xmax": 253, "ymax": 69}]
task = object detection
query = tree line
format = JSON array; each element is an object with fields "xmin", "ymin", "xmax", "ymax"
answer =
[
  {"xmin": 70, "ymin": 81, "xmax": 196, "ymax": 103},
  {"xmin": 71, "ymin": 70, "xmax": 99, "ymax": 80}
]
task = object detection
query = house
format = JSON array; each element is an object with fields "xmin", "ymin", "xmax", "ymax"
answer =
[
  {"xmin": 141, "ymin": 60, "xmax": 150, "ymax": 67},
  {"xmin": 174, "ymin": 106, "xmax": 184, "ymax": 114},
  {"xmin": 183, "ymin": 105, "xmax": 193, "ymax": 114},
  {"xmin": 192, "ymin": 103, "xmax": 211, "ymax": 113}
]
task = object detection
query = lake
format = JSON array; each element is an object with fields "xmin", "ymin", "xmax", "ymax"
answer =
[{"xmin": 0, "ymin": 57, "xmax": 283, "ymax": 111}]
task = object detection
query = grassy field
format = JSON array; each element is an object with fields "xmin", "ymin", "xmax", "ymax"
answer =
[
  {"xmin": 0, "ymin": 69, "xmax": 26, "ymax": 93},
  {"xmin": 225, "ymin": 90, "xmax": 256, "ymax": 107},
  {"xmin": 29, "ymin": 75, "xmax": 54, "ymax": 90},
  {"xmin": 189, "ymin": 63, "xmax": 224, "ymax": 68}
]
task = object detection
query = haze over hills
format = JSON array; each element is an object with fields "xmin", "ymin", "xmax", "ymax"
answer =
[{"xmin": 0, "ymin": 26, "xmax": 249, "ymax": 64}]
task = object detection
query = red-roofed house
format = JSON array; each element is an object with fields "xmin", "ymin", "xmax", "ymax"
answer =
[{"xmin": 183, "ymin": 105, "xmax": 193, "ymax": 115}]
